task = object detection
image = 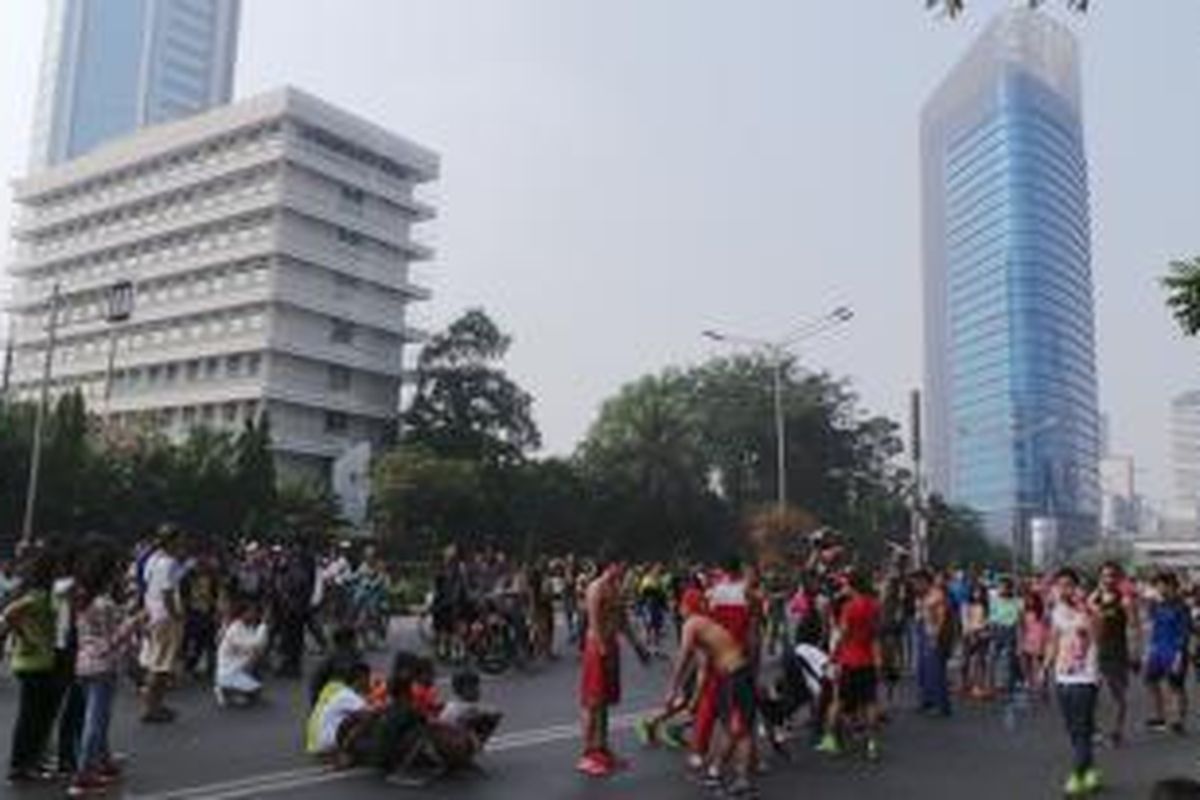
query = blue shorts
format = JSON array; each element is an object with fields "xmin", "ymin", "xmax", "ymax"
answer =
[{"xmin": 1144, "ymin": 650, "xmax": 1187, "ymax": 689}]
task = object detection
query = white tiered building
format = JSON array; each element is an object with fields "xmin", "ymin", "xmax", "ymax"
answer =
[{"xmin": 5, "ymin": 87, "xmax": 438, "ymax": 481}]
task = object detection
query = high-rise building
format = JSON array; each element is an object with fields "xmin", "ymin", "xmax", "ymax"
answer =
[
  {"xmin": 5, "ymin": 87, "xmax": 437, "ymax": 480},
  {"xmin": 1169, "ymin": 390, "xmax": 1200, "ymax": 535},
  {"xmin": 921, "ymin": 8, "xmax": 1101, "ymax": 554},
  {"xmin": 29, "ymin": 0, "xmax": 240, "ymax": 169}
]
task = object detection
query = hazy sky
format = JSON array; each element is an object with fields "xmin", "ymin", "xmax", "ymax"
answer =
[{"xmin": 1, "ymin": 1, "xmax": 1197, "ymax": 504}]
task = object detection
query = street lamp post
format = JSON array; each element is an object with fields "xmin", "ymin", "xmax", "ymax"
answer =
[
  {"xmin": 102, "ymin": 279, "xmax": 135, "ymax": 415},
  {"xmin": 21, "ymin": 283, "xmax": 63, "ymax": 547},
  {"xmin": 703, "ymin": 305, "xmax": 853, "ymax": 516}
]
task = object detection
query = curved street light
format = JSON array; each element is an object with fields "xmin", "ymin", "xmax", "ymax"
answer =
[{"xmin": 701, "ymin": 305, "xmax": 854, "ymax": 514}]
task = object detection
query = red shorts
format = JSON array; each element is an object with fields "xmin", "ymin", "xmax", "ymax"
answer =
[{"xmin": 580, "ymin": 637, "xmax": 621, "ymax": 709}]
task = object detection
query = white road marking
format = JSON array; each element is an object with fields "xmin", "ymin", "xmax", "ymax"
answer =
[{"xmin": 130, "ymin": 708, "xmax": 655, "ymax": 800}]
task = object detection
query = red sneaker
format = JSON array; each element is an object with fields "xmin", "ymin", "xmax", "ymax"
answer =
[
  {"xmin": 575, "ymin": 752, "xmax": 611, "ymax": 778},
  {"xmin": 598, "ymin": 750, "xmax": 630, "ymax": 772}
]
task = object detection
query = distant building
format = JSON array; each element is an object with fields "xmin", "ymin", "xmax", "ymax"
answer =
[
  {"xmin": 1099, "ymin": 454, "xmax": 1139, "ymax": 539},
  {"xmin": 5, "ymin": 88, "xmax": 437, "ymax": 481},
  {"xmin": 1170, "ymin": 391, "xmax": 1200, "ymax": 513},
  {"xmin": 921, "ymin": 8, "xmax": 1101, "ymax": 556},
  {"xmin": 30, "ymin": 0, "xmax": 240, "ymax": 169}
]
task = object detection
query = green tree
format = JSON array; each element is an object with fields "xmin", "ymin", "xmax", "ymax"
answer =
[
  {"xmin": 925, "ymin": 494, "xmax": 1012, "ymax": 569},
  {"xmin": 404, "ymin": 309, "xmax": 540, "ymax": 465},
  {"xmin": 275, "ymin": 480, "xmax": 344, "ymax": 541},
  {"xmin": 1163, "ymin": 256, "xmax": 1200, "ymax": 336},
  {"xmin": 577, "ymin": 373, "xmax": 716, "ymax": 558},
  {"xmin": 372, "ymin": 445, "xmax": 486, "ymax": 556},
  {"xmin": 234, "ymin": 415, "xmax": 277, "ymax": 540}
]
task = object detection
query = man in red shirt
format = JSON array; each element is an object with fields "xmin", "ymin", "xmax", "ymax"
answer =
[{"xmin": 818, "ymin": 569, "xmax": 883, "ymax": 760}]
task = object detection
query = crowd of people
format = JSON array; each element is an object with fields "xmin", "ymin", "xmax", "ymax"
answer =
[{"xmin": 4, "ymin": 526, "xmax": 1200, "ymax": 798}]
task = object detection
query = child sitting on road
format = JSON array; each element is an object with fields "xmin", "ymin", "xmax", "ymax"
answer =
[
  {"xmin": 439, "ymin": 670, "xmax": 503, "ymax": 750},
  {"xmin": 410, "ymin": 656, "xmax": 444, "ymax": 720},
  {"xmin": 308, "ymin": 626, "xmax": 363, "ymax": 707},
  {"xmin": 305, "ymin": 661, "xmax": 378, "ymax": 769}
]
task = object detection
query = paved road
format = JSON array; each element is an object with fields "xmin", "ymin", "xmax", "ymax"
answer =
[{"xmin": 0, "ymin": 620, "xmax": 1196, "ymax": 799}]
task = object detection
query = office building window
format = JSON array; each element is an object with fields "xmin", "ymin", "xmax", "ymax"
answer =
[
  {"xmin": 328, "ymin": 365, "xmax": 351, "ymax": 391},
  {"xmin": 227, "ymin": 354, "xmax": 243, "ymax": 377},
  {"xmin": 336, "ymin": 227, "xmax": 363, "ymax": 247},
  {"xmin": 324, "ymin": 411, "xmax": 348, "ymax": 433},
  {"xmin": 330, "ymin": 319, "xmax": 355, "ymax": 344}
]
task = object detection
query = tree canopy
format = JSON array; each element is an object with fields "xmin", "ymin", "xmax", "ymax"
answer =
[
  {"xmin": 0, "ymin": 394, "xmax": 340, "ymax": 554},
  {"xmin": 403, "ymin": 309, "xmax": 541, "ymax": 466},
  {"xmin": 1163, "ymin": 256, "xmax": 1200, "ymax": 337}
]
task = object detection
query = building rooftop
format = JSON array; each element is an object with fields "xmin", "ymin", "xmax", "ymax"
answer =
[{"xmin": 14, "ymin": 86, "xmax": 439, "ymax": 200}]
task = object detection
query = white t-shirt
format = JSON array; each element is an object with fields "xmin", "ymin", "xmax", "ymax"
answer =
[
  {"xmin": 217, "ymin": 620, "xmax": 268, "ymax": 682},
  {"xmin": 143, "ymin": 551, "xmax": 180, "ymax": 624},
  {"xmin": 314, "ymin": 686, "xmax": 367, "ymax": 754},
  {"xmin": 1051, "ymin": 602, "xmax": 1099, "ymax": 685}
]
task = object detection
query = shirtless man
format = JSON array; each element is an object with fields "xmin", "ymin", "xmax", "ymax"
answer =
[
  {"xmin": 914, "ymin": 570, "xmax": 952, "ymax": 717},
  {"xmin": 577, "ymin": 560, "xmax": 648, "ymax": 777},
  {"xmin": 1089, "ymin": 561, "xmax": 1140, "ymax": 746},
  {"xmin": 664, "ymin": 605, "xmax": 757, "ymax": 797}
]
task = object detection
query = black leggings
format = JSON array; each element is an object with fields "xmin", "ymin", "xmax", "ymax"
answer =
[{"xmin": 9, "ymin": 670, "xmax": 61, "ymax": 774}]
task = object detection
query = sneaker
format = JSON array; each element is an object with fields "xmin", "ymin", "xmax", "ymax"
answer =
[
  {"xmin": 726, "ymin": 775, "xmax": 758, "ymax": 798},
  {"xmin": 598, "ymin": 750, "xmax": 630, "ymax": 772},
  {"xmin": 866, "ymin": 738, "xmax": 881, "ymax": 762},
  {"xmin": 685, "ymin": 752, "xmax": 705, "ymax": 773},
  {"xmin": 815, "ymin": 734, "xmax": 841, "ymax": 755},
  {"xmin": 1146, "ymin": 718, "xmax": 1168, "ymax": 733},
  {"xmin": 1171, "ymin": 721, "xmax": 1187, "ymax": 736},
  {"xmin": 1081, "ymin": 768, "xmax": 1103, "ymax": 793},
  {"xmin": 214, "ymin": 687, "xmax": 228, "ymax": 708},
  {"xmin": 700, "ymin": 768, "xmax": 723, "ymax": 791},
  {"xmin": 575, "ymin": 752, "xmax": 610, "ymax": 778},
  {"xmin": 1063, "ymin": 772, "xmax": 1085, "ymax": 797},
  {"xmin": 66, "ymin": 771, "xmax": 108, "ymax": 797},
  {"xmin": 662, "ymin": 723, "xmax": 689, "ymax": 750}
]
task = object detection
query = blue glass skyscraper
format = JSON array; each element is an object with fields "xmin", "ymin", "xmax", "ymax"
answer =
[
  {"xmin": 29, "ymin": 0, "xmax": 240, "ymax": 169},
  {"xmin": 921, "ymin": 9, "xmax": 1100, "ymax": 554}
]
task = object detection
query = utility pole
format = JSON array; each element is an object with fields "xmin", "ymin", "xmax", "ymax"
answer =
[
  {"xmin": 771, "ymin": 352, "xmax": 787, "ymax": 514},
  {"xmin": 21, "ymin": 284, "xmax": 62, "ymax": 547},
  {"xmin": 910, "ymin": 389, "xmax": 928, "ymax": 568}
]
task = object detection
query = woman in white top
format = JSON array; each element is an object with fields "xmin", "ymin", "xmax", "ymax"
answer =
[
  {"xmin": 1044, "ymin": 567, "xmax": 1102, "ymax": 798},
  {"xmin": 214, "ymin": 603, "xmax": 269, "ymax": 707}
]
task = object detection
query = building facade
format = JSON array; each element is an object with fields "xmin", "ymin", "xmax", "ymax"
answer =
[
  {"xmin": 921, "ymin": 9, "xmax": 1101, "ymax": 554},
  {"xmin": 1099, "ymin": 454, "xmax": 1140, "ymax": 539},
  {"xmin": 30, "ymin": 0, "xmax": 240, "ymax": 169},
  {"xmin": 6, "ymin": 87, "xmax": 437, "ymax": 481},
  {"xmin": 1168, "ymin": 390, "xmax": 1200, "ymax": 537}
]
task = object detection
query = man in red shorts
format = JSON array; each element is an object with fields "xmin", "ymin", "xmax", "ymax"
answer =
[{"xmin": 578, "ymin": 559, "xmax": 649, "ymax": 777}]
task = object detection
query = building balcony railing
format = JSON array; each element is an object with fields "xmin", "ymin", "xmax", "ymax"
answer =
[
  {"xmin": 285, "ymin": 141, "xmax": 436, "ymax": 222},
  {"xmin": 11, "ymin": 189, "xmax": 278, "ymax": 275},
  {"xmin": 14, "ymin": 139, "xmax": 286, "ymax": 236}
]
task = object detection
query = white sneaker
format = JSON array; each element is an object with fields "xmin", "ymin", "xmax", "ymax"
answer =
[{"xmin": 213, "ymin": 687, "xmax": 227, "ymax": 708}]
